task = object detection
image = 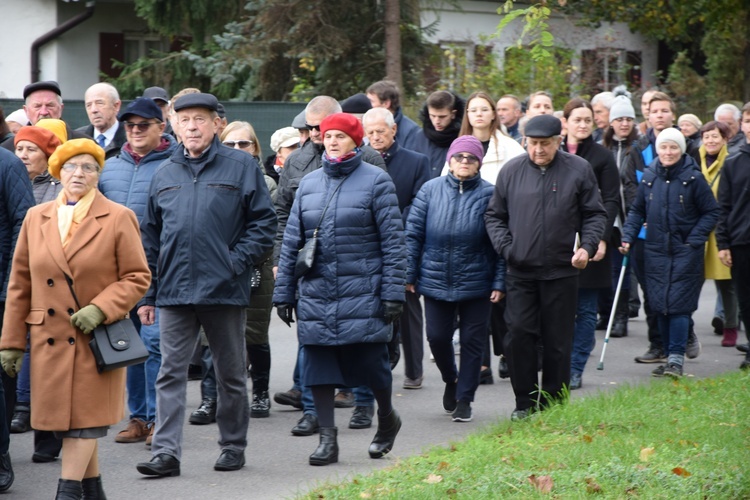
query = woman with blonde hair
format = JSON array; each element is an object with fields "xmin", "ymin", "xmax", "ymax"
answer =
[{"xmin": 221, "ymin": 121, "xmax": 262, "ymax": 162}]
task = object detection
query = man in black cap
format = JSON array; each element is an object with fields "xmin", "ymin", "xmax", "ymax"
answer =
[
  {"xmin": 0, "ymin": 81, "xmax": 87, "ymax": 151},
  {"xmin": 135, "ymin": 93, "xmax": 277, "ymax": 477},
  {"xmin": 484, "ymin": 114, "xmax": 606, "ymax": 420}
]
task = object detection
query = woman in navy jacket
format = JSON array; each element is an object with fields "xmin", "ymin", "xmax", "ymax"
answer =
[
  {"xmin": 621, "ymin": 128, "xmax": 719, "ymax": 378},
  {"xmin": 406, "ymin": 136, "xmax": 505, "ymax": 423},
  {"xmin": 273, "ymin": 113, "xmax": 406, "ymax": 466}
]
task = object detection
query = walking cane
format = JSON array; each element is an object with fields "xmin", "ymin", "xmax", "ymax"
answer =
[{"xmin": 597, "ymin": 254, "xmax": 629, "ymax": 370}]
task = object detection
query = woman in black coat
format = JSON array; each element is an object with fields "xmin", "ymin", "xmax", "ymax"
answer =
[
  {"xmin": 561, "ymin": 98, "xmax": 620, "ymax": 390},
  {"xmin": 621, "ymin": 128, "xmax": 719, "ymax": 378}
]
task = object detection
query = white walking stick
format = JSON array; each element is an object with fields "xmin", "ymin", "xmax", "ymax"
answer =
[{"xmin": 598, "ymin": 254, "xmax": 629, "ymax": 370}]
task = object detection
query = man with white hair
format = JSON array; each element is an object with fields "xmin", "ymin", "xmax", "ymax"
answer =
[
  {"xmin": 591, "ymin": 91, "xmax": 615, "ymax": 142},
  {"xmin": 77, "ymin": 83, "xmax": 125, "ymax": 159},
  {"xmin": 715, "ymin": 103, "xmax": 744, "ymax": 155}
]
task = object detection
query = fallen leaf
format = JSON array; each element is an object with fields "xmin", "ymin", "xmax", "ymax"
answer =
[
  {"xmin": 450, "ymin": 445, "xmax": 457, "ymax": 452},
  {"xmin": 425, "ymin": 474, "xmax": 443, "ymax": 484},
  {"xmin": 528, "ymin": 474, "xmax": 554, "ymax": 493},
  {"xmin": 672, "ymin": 467, "xmax": 692, "ymax": 477},
  {"xmin": 359, "ymin": 493, "xmax": 371, "ymax": 499},
  {"xmin": 639, "ymin": 447, "xmax": 655, "ymax": 462},
  {"xmin": 585, "ymin": 477, "xmax": 602, "ymax": 493},
  {"xmin": 582, "ymin": 434, "xmax": 593, "ymax": 443},
  {"xmin": 446, "ymin": 488, "xmax": 457, "ymax": 495},
  {"xmin": 437, "ymin": 461, "xmax": 450, "ymax": 470}
]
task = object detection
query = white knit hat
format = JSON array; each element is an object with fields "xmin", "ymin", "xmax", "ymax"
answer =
[
  {"xmin": 655, "ymin": 127, "xmax": 686, "ymax": 155},
  {"xmin": 609, "ymin": 96, "xmax": 635, "ymax": 122},
  {"xmin": 270, "ymin": 127, "xmax": 300, "ymax": 153}
]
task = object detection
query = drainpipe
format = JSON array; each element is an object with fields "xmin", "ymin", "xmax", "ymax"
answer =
[{"xmin": 30, "ymin": 1, "xmax": 96, "ymax": 83}]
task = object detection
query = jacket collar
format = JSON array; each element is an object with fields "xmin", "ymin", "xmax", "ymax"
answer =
[{"xmin": 446, "ymin": 171, "xmax": 482, "ymax": 191}]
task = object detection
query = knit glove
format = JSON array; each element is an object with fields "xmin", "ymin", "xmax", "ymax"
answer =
[
  {"xmin": 276, "ymin": 304, "xmax": 296, "ymax": 327},
  {"xmin": 0, "ymin": 349, "xmax": 24, "ymax": 378},
  {"xmin": 382, "ymin": 301, "xmax": 404, "ymax": 325},
  {"xmin": 70, "ymin": 304, "xmax": 106, "ymax": 334}
]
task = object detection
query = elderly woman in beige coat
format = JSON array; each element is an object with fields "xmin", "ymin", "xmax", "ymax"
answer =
[{"xmin": 0, "ymin": 138, "xmax": 150, "ymax": 499}]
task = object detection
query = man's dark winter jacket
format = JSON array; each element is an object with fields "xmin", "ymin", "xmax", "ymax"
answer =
[
  {"xmin": 273, "ymin": 140, "xmax": 385, "ymax": 264},
  {"xmin": 0, "ymin": 148, "xmax": 34, "ymax": 300},
  {"xmin": 382, "ymin": 141, "xmax": 431, "ymax": 223},
  {"xmin": 406, "ymin": 173, "xmax": 505, "ymax": 302},
  {"xmin": 484, "ymin": 151, "xmax": 607, "ymax": 281},
  {"xmin": 76, "ymin": 123, "xmax": 127, "ymax": 160},
  {"xmin": 394, "ymin": 107, "xmax": 420, "ymax": 152},
  {"xmin": 273, "ymin": 150, "xmax": 405, "ymax": 346},
  {"xmin": 716, "ymin": 142, "xmax": 750, "ymax": 249},
  {"xmin": 140, "ymin": 136, "xmax": 277, "ymax": 307},
  {"xmin": 411, "ymin": 93, "xmax": 465, "ymax": 179},
  {"xmin": 621, "ymin": 155, "xmax": 719, "ymax": 315}
]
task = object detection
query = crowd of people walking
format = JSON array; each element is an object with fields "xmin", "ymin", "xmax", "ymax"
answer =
[{"xmin": 0, "ymin": 77, "xmax": 748, "ymax": 498}]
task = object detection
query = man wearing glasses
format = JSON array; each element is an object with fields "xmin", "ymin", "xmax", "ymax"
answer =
[
  {"xmin": 485, "ymin": 114, "xmax": 606, "ymax": 421},
  {"xmin": 99, "ymin": 97, "xmax": 177, "ymax": 447}
]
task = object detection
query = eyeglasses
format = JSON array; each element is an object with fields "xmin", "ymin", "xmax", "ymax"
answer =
[
  {"xmin": 124, "ymin": 121, "xmax": 159, "ymax": 131},
  {"xmin": 305, "ymin": 123, "xmax": 321, "ymax": 132},
  {"xmin": 61, "ymin": 163, "xmax": 100, "ymax": 174},
  {"xmin": 451, "ymin": 154, "xmax": 480, "ymax": 164},
  {"xmin": 223, "ymin": 140, "xmax": 255, "ymax": 149}
]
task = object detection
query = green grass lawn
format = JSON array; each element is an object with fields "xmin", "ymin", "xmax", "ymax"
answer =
[{"xmin": 303, "ymin": 371, "xmax": 750, "ymax": 499}]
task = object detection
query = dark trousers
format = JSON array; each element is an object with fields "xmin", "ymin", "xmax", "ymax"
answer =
[
  {"xmin": 424, "ymin": 296, "xmax": 489, "ymax": 403},
  {"xmin": 483, "ymin": 299, "xmax": 507, "ymax": 367},
  {"xmin": 731, "ymin": 245, "xmax": 750, "ymax": 344},
  {"xmin": 504, "ymin": 275, "xmax": 578, "ymax": 411},
  {"xmin": 400, "ymin": 292, "xmax": 424, "ymax": 380},
  {"xmin": 630, "ymin": 239, "xmax": 661, "ymax": 350},
  {"xmin": 0, "ymin": 303, "xmax": 10, "ymax": 455}
]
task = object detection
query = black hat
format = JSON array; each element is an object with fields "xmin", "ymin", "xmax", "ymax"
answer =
[
  {"xmin": 216, "ymin": 103, "xmax": 226, "ymax": 119},
  {"xmin": 340, "ymin": 93, "xmax": 372, "ymax": 114},
  {"xmin": 119, "ymin": 97, "xmax": 163, "ymax": 122},
  {"xmin": 142, "ymin": 86, "xmax": 169, "ymax": 103},
  {"xmin": 524, "ymin": 114, "xmax": 562, "ymax": 138},
  {"xmin": 23, "ymin": 81, "xmax": 62, "ymax": 99},
  {"xmin": 173, "ymin": 93, "xmax": 219, "ymax": 112}
]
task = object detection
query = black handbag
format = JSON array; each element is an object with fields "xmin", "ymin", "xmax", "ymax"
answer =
[
  {"xmin": 293, "ymin": 178, "xmax": 347, "ymax": 280},
  {"xmin": 65, "ymin": 274, "xmax": 148, "ymax": 373}
]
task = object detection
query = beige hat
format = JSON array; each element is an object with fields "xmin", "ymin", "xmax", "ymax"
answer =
[
  {"xmin": 270, "ymin": 127, "xmax": 300, "ymax": 153},
  {"xmin": 678, "ymin": 114, "xmax": 702, "ymax": 131}
]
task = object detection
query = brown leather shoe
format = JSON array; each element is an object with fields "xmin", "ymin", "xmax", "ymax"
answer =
[{"xmin": 115, "ymin": 418, "xmax": 150, "ymax": 443}]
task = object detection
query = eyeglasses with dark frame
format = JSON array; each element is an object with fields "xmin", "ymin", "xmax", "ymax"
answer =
[
  {"xmin": 61, "ymin": 163, "xmax": 100, "ymax": 174},
  {"xmin": 223, "ymin": 140, "xmax": 255, "ymax": 149},
  {"xmin": 451, "ymin": 153, "xmax": 480, "ymax": 164},
  {"xmin": 124, "ymin": 121, "xmax": 160, "ymax": 131}
]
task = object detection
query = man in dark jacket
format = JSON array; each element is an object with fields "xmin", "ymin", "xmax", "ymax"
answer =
[
  {"xmin": 716, "ymin": 101, "xmax": 750, "ymax": 370},
  {"xmin": 0, "ymin": 81, "xmax": 88, "ymax": 151},
  {"xmin": 75, "ymin": 83, "xmax": 126, "ymax": 159},
  {"xmin": 364, "ymin": 107, "xmax": 431, "ymax": 393},
  {"xmin": 410, "ymin": 90, "xmax": 465, "ymax": 178},
  {"xmin": 484, "ymin": 115, "xmax": 607, "ymax": 420},
  {"xmin": 135, "ymin": 93, "xmax": 276, "ymax": 477},
  {"xmin": 100, "ymin": 97, "xmax": 177, "ymax": 447},
  {"xmin": 0, "ymin": 147, "xmax": 35, "ymax": 492},
  {"xmin": 272, "ymin": 96, "xmax": 385, "ymax": 437}
]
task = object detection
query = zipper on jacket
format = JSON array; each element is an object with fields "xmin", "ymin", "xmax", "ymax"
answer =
[{"xmin": 459, "ymin": 180, "xmax": 464, "ymax": 194}]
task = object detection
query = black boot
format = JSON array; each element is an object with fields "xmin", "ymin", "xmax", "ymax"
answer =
[
  {"xmin": 309, "ymin": 427, "xmax": 338, "ymax": 466},
  {"xmin": 82, "ymin": 475, "xmax": 106, "ymax": 500},
  {"xmin": 10, "ymin": 404, "xmax": 30, "ymax": 433},
  {"xmin": 610, "ymin": 292, "xmax": 629, "ymax": 338},
  {"xmin": 368, "ymin": 409, "xmax": 401, "ymax": 459},
  {"xmin": 55, "ymin": 479, "xmax": 82, "ymax": 500}
]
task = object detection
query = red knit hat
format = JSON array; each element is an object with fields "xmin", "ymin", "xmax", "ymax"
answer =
[
  {"xmin": 319, "ymin": 113, "xmax": 364, "ymax": 146},
  {"xmin": 14, "ymin": 126, "xmax": 62, "ymax": 158}
]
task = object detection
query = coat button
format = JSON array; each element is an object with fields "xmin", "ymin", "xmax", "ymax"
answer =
[
  {"xmin": 68, "ymin": 337, "xmax": 75, "ymax": 345},
  {"xmin": 47, "ymin": 338, "xmax": 54, "ymax": 345},
  {"xmin": 47, "ymin": 308, "xmax": 55, "ymax": 316},
  {"xmin": 67, "ymin": 308, "xmax": 75, "ymax": 315},
  {"xmin": 47, "ymin": 279, "xmax": 54, "ymax": 287}
]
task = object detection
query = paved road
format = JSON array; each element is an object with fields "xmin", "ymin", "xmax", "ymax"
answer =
[{"xmin": 7, "ymin": 283, "xmax": 745, "ymax": 499}]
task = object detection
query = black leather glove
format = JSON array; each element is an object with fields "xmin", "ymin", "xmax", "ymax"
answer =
[
  {"xmin": 276, "ymin": 304, "xmax": 295, "ymax": 327},
  {"xmin": 382, "ymin": 301, "xmax": 404, "ymax": 325}
]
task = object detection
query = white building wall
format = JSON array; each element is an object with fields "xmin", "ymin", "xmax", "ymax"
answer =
[{"xmin": 421, "ymin": 1, "xmax": 658, "ymax": 90}]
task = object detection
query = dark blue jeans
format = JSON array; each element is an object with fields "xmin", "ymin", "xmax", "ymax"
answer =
[
  {"xmin": 571, "ymin": 288, "xmax": 599, "ymax": 375},
  {"xmin": 657, "ymin": 314, "xmax": 690, "ymax": 358}
]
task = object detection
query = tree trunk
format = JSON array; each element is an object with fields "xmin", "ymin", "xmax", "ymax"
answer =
[{"xmin": 384, "ymin": 0, "xmax": 402, "ymax": 88}]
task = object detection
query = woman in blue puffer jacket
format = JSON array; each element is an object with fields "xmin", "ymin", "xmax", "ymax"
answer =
[
  {"xmin": 621, "ymin": 128, "xmax": 719, "ymax": 379},
  {"xmin": 273, "ymin": 113, "xmax": 406, "ymax": 467},
  {"xmin": 406, "ymin": 135, "xmax": 505, "ymax": 423}
]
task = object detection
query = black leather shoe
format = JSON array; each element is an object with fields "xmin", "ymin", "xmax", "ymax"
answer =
[
  {"xmin": 595, "ymin": 316, "xmax": 607, "ymax": 330},
  {"xmin": 498, "ymin": 355, "xmax": 510, "ymax": 379},
  {"xmin": 81, "ymin": 474, "xmax": 106, "ymax": 499},
  {"xmin": 189, "ymin": 399, "xmax": 217, "ymax": 425},
  {"xmin": 0, "ymin": 452, "xmax": 13, "ymax": 492},
  {"xmin": 214, "ymin": 449, "xmax": 245, "ymax": 471},
  {"xmin": 136, "ymin": 453, "xmax": 180, "ymax": 477},
  {"xmin": 56, "ymin": 478, "xmax": 81, "ymax": 499},
  {"xmin": 349, "ymin": 406, "xmax": 374, "ymax": 429},
  {"xmin": 291, "ymin": 414, "xmax": 319, "ymax": 436},
  {"xmin": 479, "ymin": 367, "xmax": 494, "ymax": 385},
  {"xmin": 368, "ymin": 409, "xmax": 401, "ymax": 458},
  {"xmin": 10, "ymin": 405, "xmax": 30, "ymax": 434},
  {"xmin": 32, "ymin": 452, "xmax": 57, "ymax": 463},
  {"xmin": 309, "ymin": 427, "xmax": 338, "ymax": 466},
  {"xmin": 737, "ymin": 343, "xmax": 749, "ymax": 354}
]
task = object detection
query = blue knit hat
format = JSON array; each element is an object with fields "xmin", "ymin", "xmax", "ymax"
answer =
[{"xmin": 447, "ymin": 136, "xmax": 484, "ymax": 167}]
